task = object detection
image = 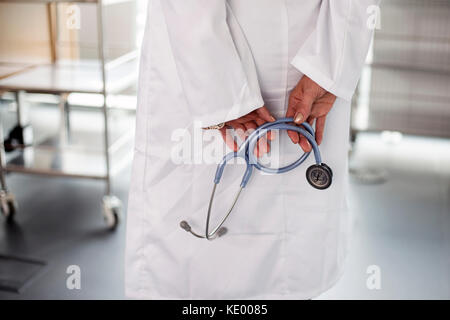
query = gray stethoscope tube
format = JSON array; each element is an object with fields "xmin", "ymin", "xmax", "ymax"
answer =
[{"xmin": 180, "ymin": 117, "xmax": 333, "ymax": 240}]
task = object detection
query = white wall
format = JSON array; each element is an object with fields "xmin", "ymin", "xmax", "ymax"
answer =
[
  {"xmin": 0, "ymin": 1, "xmax": 138, "ymax": 63},
  {"xmin": 0, "ymin": 3, "xmax": 52, "ymax": 63}
]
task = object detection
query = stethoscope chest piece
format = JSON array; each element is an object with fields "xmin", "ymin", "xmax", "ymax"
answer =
[{"xmin": 306, "ymin": 163, "xmax": 333, "ymax": 190}]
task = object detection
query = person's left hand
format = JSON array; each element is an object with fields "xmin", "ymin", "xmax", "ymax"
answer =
[
  {"xmin": 286, "ymin": 75, "xmax": 336, "ymax": 152},
  {"xmin": 219, "ymin": 106, "xmax": 276, "ymax": 158}
]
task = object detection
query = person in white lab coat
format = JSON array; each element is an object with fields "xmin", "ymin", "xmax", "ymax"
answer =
[{"xmin": 125, "ymin": 0, "xmax": 380, "ymax": 299}]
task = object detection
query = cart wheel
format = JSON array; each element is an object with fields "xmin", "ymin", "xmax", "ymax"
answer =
[
  {"xmin": 103, "ymin": 208, "xmax": 120, "ymax": 230},
  {"xmin": 102, "ymin": 195, "xmax": 122, "ymax": 230},
  {"xmin": 4, "ymin": 124, "xmax": 33, "ymax": 152},
  {"xmin": 306, "ymin": 164, "xmax": 332, "ymax": 190},
  {"xmin": 0, "ymin": 191, "xmax": 17, "ymax": 222}
]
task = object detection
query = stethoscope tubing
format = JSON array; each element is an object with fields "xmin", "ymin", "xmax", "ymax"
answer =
[{"xmin": 214, "ymin": 117, "xmax": 321, "ymax": 188}]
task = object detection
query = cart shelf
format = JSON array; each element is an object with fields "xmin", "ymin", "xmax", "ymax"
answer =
[
  {"xmin": 0, "ymin": 59, "xmax": 138, "ymax": 95},
  {"xmin": 3, "ymin": 132, "xmax": 133, "ymax": 180}
]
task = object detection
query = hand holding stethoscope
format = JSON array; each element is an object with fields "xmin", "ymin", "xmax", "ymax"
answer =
[
  {"xmin": 181, "ymin": 76, "xmax": 337, "ymax": 240},
  {"xmin": 218, "ymin": 75, "xmax": 337, "ymax": 156},
  {"xmin": 286, "ymin": 75, "xmax": 337, "ymax": 151}
]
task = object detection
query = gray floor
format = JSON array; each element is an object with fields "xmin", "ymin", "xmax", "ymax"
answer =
[
  {"xmin": 0, "ymin": 105, "xmax": 449, "ymax": 299},
  {"xmin": 321, "ymin": 133, "xmax": 450, "ymax": 299},
  {"xmin": 0, "ymin": 103, "xmax": 131, "ymax": 299}
]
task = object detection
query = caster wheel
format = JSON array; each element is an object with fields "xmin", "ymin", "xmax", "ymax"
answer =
[
  {"xmin": 306, "ymin": 164, "xmax": 332, "ymax": 190},
  {"xmin": 102, "ymin": 195, "xmax": 122, "ymax": 230},
  {"xmin": 4, "ymin": 124, "xmax": 33, "ymax": 152},
  {"xmin": 0, "ymin": 191, "xmax": 17, "ymax": 222},
  {"xmin": 104, "ymin": 208, "xmax": 120, "ymax": 230}
]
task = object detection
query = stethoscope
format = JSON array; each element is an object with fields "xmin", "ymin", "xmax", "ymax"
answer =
[{"xmin": 180, "ymin": 117, "xmax": 333, "ymax": 240}]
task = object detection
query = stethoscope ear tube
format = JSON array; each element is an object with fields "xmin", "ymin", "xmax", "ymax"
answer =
[
  {"xmin": 246, "ymin": 122, "xmax": 322, "ymax": 173},
  {"xmin": 180, "ymin": 182, "xmax": 241, "ymax": 240},
  {"xmin": 180, "ymin": 117, "xmax": 333, "ymax": 240},
  {"xmin": 214, "ymin": 152, "xmax": 237, "ymax": 184}
]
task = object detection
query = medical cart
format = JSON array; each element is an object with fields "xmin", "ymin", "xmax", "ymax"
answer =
[{"xmin": 0, "ymin": 0, "xmax": 139, "ymax": 229}]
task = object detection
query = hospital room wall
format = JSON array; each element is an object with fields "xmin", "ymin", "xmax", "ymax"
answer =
[
  {"xmin": 76, "ymin": 1, "xmax": 138, "ymax": 60},
  {"xmin": 355, "ymin": 0, "xmax": 450, "ymax": 138},
  {"xmin": 0, "ymin": 3, "xmax": 56, "ymax": 63}
]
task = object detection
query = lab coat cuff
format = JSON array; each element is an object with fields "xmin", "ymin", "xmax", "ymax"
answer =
[
  {"xmin": 290, "ymin": 56, "xmax": 354, "ymax": 102},
  {"xmin": 195, "ymin": 96, "xmax": 265, "ymax": 129}
]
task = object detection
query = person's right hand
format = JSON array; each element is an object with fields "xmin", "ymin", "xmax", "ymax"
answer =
[
  {"xmin": 219, "ymin": 106, "xmax": 275, "ymax": 157},
  {"xmin": 286, "ymin": 75, "xmax": 336, "ymax": 152}
]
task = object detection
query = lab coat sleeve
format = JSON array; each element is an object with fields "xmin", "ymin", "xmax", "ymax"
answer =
[
  {"xmin": 161, "ymin": 0, "xmax": 264, "ymax": 127},
  {"xmin": 291, "ymin": 0, "xmax": 381, "ymax": 101}
]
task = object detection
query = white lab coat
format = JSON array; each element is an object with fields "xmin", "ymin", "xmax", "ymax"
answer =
[{"xmin": 125, "ymin": 0, "xmax": 379, "ymax": 299}]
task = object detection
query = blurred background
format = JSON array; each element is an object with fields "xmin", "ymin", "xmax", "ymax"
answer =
[{"xmin": 0, "ymin": 0, "xmax": 449, "ymax": 299}]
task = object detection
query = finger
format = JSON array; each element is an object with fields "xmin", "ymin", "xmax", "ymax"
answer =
[
  {"xmin": 243, "ymin": 122, "xmax": 257, "ymax": 152},
  {"xmin": 309, "ymin": 92, "xmax": 336, "ymax": 118},
  {"xmin": 299, "ymin": 135, "xmax": 312, "ymax": 153},
  {"xmin": 227, "ymin": 120, "xmax": 246, "ymax": 137},
  {"xmin": 288, "ymin": 79, "xmax": 316, "ymax": 124},
  {"xmin": 244, "ymin": 122, "xmax": 269, "ymax": 157},
  {"xmin": 287, "ymin": 130, "xmax": 300, "ymax": 144},
  {"xmin": 285, "ymin": 93, "xmax": 301, "ymax": 144},
  {"xmin": 255, "ymin": 106, "xmax": 276, "ymax": 123},
  {"xmin": 256, "ymin": 135, "xmax": 270, "ymax": 157},
  {"xmin": 286, "ymin": 86, "xmax": 299, "ymax": 119},
  {"xmin": 243, "ymin": 121, "xmax": 257, "ymax": 135},
  {"xmin": 227, "ymin": 121, "xmax": 246, "ymax": 139},
  {"xmin": 251, "ymin": 118, "xmax": 272, "ymax": 155},
  {"xmin": 254, "ymin": 118, "xmax": 265, "ymax": 127},
  {"xmin": 310, "ymin": 103, "xmax": 330, "ymax": 119},
  {"xmin": 219, "ymin": 127, "xmax": 238, "ymax": 152},
  {"xmin": 234, "ymin": 123, "xmax": 247, "ymax": 142},
  {"xmin": 298, "ymin": 117, "xmax": 314, "ymax": 152},
  {"xmin": 315, "ymin": 116, "xmax": 326, "ymax": 145},
  {"xmin": 254, "ymin": 118, "xmax": 274, "ymax": 141},
  {"xmin": 293, "ymin": 93, "xmax": 315, "ymax": 124}
]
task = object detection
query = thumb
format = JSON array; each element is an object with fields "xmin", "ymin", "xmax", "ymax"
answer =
[{"xmin": 293, "ymin": 94, "xmax": 314, "ymax": 124}]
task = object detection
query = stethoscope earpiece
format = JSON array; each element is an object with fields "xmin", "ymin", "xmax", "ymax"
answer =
[
  {"xmin": 180, "ymin": 220, "xmax": 227, "ymax": 239},
  {"xmin": 180, "ymin": 118, "xmax": 333, "ymax": 240},
  {"xmin": 180, "ymin": 220, "xmax": 191, "ymax": 232},
  {"xmin": 216, "ymin": 227, "xmax": 228, "ymax": 237}
]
